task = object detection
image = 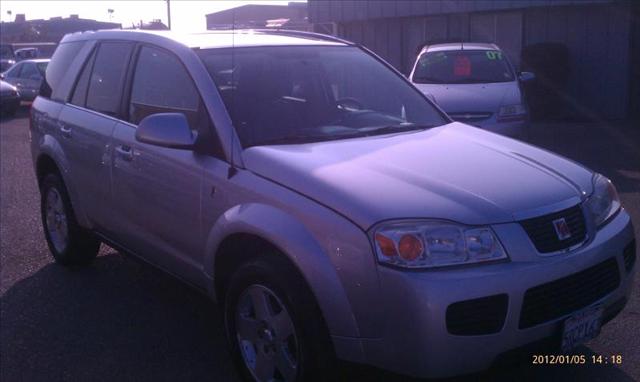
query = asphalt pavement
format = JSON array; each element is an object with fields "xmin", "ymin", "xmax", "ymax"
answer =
[{"xmin": 1, "ymin": 107, "xmax": 639, "ymax": 381}]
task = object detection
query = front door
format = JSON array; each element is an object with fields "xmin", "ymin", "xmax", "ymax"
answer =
[{"xmin": 108, "ymin": 44, "xmax": 224, "ymax": 281}]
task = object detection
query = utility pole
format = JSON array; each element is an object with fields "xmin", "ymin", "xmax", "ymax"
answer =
[{"xmin": 166, "ymin": 0, "xmax": 171, "ymax": 30}]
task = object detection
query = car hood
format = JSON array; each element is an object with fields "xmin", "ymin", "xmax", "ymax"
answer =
[
  {"xmin": 413, "ymin": 82, "xmax": 520, "ymax": 113},
  {"xmin": 243, "ymin": 123, "xmax": 594, "ymax": 230}
]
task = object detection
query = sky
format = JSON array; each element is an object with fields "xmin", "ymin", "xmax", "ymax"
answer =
[{"xmin": 0, "ymin": 0, "xmax": 304, "ymax": 32}]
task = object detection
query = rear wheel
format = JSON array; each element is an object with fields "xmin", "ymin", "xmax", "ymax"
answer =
[
  {"xmin": 224, "ymin": 257, "xmax": 335, "ymax": 382},
  {"xmin": 40, "ymin": 173, "xmax": 100, "ymax": 265}
]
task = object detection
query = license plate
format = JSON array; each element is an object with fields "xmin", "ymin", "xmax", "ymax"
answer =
[{"xmin": 561, "ymin": 306, "xmax": 603, "ymax": 352}]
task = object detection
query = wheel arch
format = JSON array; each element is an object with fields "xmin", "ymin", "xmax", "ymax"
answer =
[
  {"xmin": 204, "ymin": 203, "xmax": 361, "ymax": 339},
  {"xmin": 34, "ymin": 140, "xmax": 90, "ymax": 228}
]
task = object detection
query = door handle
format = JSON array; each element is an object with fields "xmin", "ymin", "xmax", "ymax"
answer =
[
  {"xmin": 59, "ymin": 123, "xmax": 72, "ymax": 138},
  {"xmin": 115, "ymin": 145, "xmax": 134, "ymax": 161}
]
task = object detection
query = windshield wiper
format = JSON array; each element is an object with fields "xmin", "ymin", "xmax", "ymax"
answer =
[
  {"xmin": 248, "ymin": 124, "xmax": 435, "ymax": 147},
  {"xmin": 357, "ymin": 123, "xmax": 435, "ymax": 136},
  {"xmin": 412, "ymin": 76, "xmax": 445, "ymax": 84}
]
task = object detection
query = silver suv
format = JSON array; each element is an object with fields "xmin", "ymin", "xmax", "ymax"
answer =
[{"xmin": 31, "ymin": 30, "xmax": 636, "ymax": 380}]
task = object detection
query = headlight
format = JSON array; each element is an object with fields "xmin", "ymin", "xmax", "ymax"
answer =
[
  {"xmin": 585, "ymin": 173, "xmax": 621, "ymax": 227},
  {"xmin": 498, "ymin": 104, "xmax": 526, "ymax": 117},
  {"xmin": 372, "ymin": 221, "xmax": 508, "ymax": 269}
]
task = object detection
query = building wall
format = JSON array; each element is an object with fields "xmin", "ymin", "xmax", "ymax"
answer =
[{"xmin": 332, "ymin": 3, "xmax": 631, "ymax": 119}]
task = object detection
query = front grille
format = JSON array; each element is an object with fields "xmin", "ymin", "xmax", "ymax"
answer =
[
  {"xmin": 519, "ymin": 257, "xmax": 620, "ymax": 329},
  {"xmin": 448, "ymin": 111, "xmax": 492, "ymax": 123},
  {"xmin": 519, "ymin": 204, "xmax": 587, "ymax": 253},
  {"xmin": 446, "ymin": 294, "xmax": 508, "ymax": 335},
  {"xmin": 624, "ymin": 240, "xmax": 636, "ymax": 272}
]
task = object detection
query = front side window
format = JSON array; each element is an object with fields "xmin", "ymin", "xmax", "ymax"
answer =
[
  {"xmin": 413, "ymin": 50, "xmax": 515, "ymax": 84},
  {"xmin": 129, "ymin": 46, "xmax": 199, "ymax": 125},
  {"xmin": 198, "ymin": 46, "xmax": 446, "ymax": 147},
  {"xmin": 86, "ymin": 42, "xmax": 133, "ymax": 116},
  {"xmin": 4, "ymin": 63, "xmax": 22, "ymax": 79}
]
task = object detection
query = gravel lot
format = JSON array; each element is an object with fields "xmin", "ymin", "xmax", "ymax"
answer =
[{"xmin": 1, "ymin": 107, "xmax": 638, "ymax": 381}]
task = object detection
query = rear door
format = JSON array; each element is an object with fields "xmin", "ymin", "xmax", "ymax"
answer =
[
  {"xmin": 15, "ymin": 61, "xmax": 43, "ymax": 100},
  {"xmin": 58, "ymin": 41, "xmax": 134, "ymax": 230},
  {"xmin": 109, "ymin": 44, "xmax": 222, "ymax": 279}
]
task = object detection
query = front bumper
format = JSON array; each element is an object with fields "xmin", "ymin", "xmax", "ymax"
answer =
[{"xmin": 357, "ymin": 209, "xmax": 635, "ymax": 379}]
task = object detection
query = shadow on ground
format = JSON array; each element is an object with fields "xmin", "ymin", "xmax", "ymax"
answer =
[{"xmin": 0, "ymin": 250, "xmax": 239, "ymax": 381}]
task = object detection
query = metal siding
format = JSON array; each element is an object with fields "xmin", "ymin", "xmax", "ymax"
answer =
[
  {"xmin": 403, "ymin": 18, "xmax": 426, "ymax": 74},
  {"xmin": 396, "ymin": 1, "xmax": 414, "ymax": 17},
  {"xmin": 374, "ymin": 19, "xmax": 390, "ymax": 61},
  {"xmin": 448, "ymin": 13, "xmax": 470, "ymax": 42},
  {"xmin": 604, "ymin": 5, "xmax": 630, "ymax": 118},
  {"xmin": 470, "ymin": 13, "xmax": 495, "ymax": 42},
  {"xmin": 368, "ymin": 1, "xmax": 384, "ymax": 19},
  {"xmin": 584, "ymin": 6, "xmax": 609, "ymax": 116},
  {"xmin": 547, "ymin": 8, "xmax": 568, "ymax": 42},
  {"xmin": 566, "ymin": 7, "xmax": 588, "ymax": 106},
  {"xmin": 340, "ymin": 1, "xmax": 357, "ymax": 21},
  {"xmin": 363, "ymin": 20, "xmax": 377, "ymax": 52},
  {"xmin": 380, "ymin": 1, "xmax": 397, "ymax": 18},
  {"xmin": 425, "ymin": 15, "xmax": 448, "ymax": 42},
  {"xmin": 330, "ymin": 0, "xmax": 343, "ymax": 21},
  {"xmin": 387, "ymin": 18, "xmax": 404, "ymax": 71},
  {"xmin": 309, "ymin": 0, "xmax": 614, "ymax": 23},
  {"xmin": 496, "ymin": 12, "xmax": 523, "ymax": 69},
  {"xmin": 524, "ymin": 7, "xmax": 548, "ymax": 45},
  {"xmin": 355, "ymin": 1, "xmax": 368, "ymax": 20}
]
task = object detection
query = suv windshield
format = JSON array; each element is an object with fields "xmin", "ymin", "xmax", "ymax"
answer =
[
  {"xmin": 413, "ymin": 50, "xmax": 514, "ymax": 84},
  {"xmin": 198, "ymin": 46, "xmax": 446, "ymax": 147}
]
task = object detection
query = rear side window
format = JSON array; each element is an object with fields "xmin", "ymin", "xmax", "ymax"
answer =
[
  {"xmin": 70, "ymin": 49, "xmax": 96, "ymax": 107},
  {"xmin": 20, "ymin": 63, "xmax": 41, "ymax": 80},
  {"xmin": 47, "ymin": 41, "xmax": 85, "ymax": 101},
  {"xmin": 129, "ymin": 46, "xmax": 199, "ymax": 125},
  {"xmin": 86, "ymin": 42, "xmax": 133, "ymax": 116}
]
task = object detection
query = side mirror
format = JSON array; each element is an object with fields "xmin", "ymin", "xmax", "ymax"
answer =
[
  {"xmin": 519, "ymin": 71, "xmax": 535, "ymax": 82},
  {"xmin": 135, "ymin": 113, "xmax": 196, "ymax": 150}
]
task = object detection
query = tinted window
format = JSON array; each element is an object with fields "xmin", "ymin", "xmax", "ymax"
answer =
[
  {"xmin": 129, "ymin": 46, "xmax": 198, "ymax": 125},
  {"xmin": 47, "ymin": 41, "xmax": 85, "ymax": 100},
  {"xmin": 70, "ymin": 49, "xmax": 96, "ymax": 107},
  {"xmin": 413, "ymin": 50, "xmax": 515, "ymax": 84},
  {"xmin": 36, "ymin": 62, "xmax": 48, "ymax": 75},
  {"xmin": 20, "ymin": 63, "xmax": 41, "ymax": 79},
  {"xmin": 198, "ymin": 46, "xmax": 445, "ymax": 147},
  {"xmin": 4, "ymin": 63, "xmax": 22, "ymax": 78},
  {"xmin": 86, "ymin": 42, "xmax": 133, "ymax": 116}
]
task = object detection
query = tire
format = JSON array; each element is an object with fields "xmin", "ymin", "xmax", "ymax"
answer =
[
  {"xmin": 224, "ymin": 256, "xmax": 336, "ymax": 382},
  {"xmin": 40, "ymin": 172, "xmax": 100, "ymax": 265}
]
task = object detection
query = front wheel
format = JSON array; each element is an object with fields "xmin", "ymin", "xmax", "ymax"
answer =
[
  {"xmin": 224, "ymin": 257, "xmax": 335, "ymax": 382},
  {"xmin": 40, "ymin": 173, "xmax": 100, "ymax": 265}
]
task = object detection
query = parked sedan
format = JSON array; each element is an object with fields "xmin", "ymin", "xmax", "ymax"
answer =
[
  {"xmin": 410, "ymin": 43, "xmax": 534, "ymax": 138},
  {"xmin": 0, "ymin": 80, "xmax": 20, "ymax": 116},
  {"xmin": 0, "ymin": 58, "xmax": 49, "ymax": 101}
]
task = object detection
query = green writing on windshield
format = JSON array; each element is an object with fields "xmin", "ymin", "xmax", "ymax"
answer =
[{"xmin": 486, "ymin": 51, "xmax": 503, "ymax": 60}]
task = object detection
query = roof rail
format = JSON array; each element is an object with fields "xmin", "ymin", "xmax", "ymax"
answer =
[{"xmin": 251, "ymin": 29, "xmax": 353, "ymax": 45}]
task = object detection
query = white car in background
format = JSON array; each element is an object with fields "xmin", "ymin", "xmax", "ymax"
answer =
[{"xmin": 410, "ymin": 42, "xmax": 534, "ymax": 138}]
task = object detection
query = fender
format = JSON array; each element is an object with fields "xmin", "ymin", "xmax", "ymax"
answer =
[
  {"xmin": 203, "ymin": 202, "xmax": 361, "ymax": 339},
  {"xmin": 37, "ymin": 135, "xmax": 91, "ymax": 228}
]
